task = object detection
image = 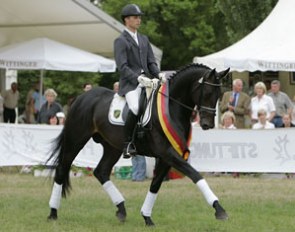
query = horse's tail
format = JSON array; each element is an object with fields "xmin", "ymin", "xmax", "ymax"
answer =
[{"xmin": 46, "ymin": 128, "xmax": 71, "ymax": 197}]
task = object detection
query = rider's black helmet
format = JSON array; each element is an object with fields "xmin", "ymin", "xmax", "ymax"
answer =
[{"xmin": 121, "ymin": 4, "xmax": 144, "ymax": 21}]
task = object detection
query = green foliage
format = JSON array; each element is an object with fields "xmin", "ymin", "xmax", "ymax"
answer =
[
  {"xmin": 17, "ymin": 70, "xmax": 102, "ymax": 112},
  {"xmin": 216, "ymin": 0, "xmax": 278, "ymax": 43}
]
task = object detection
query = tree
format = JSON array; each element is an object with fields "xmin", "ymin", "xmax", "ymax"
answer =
[
  {"xmin": 101, "ymin": 0, "xmax": 277, "ymax": 70},
  {"xmin": 216, "ymin": 0, "xmax": 278, "ymax": 44},
  {"xmin": 102, "ymin": 0, "xmax": 225, "ymax": 70}
]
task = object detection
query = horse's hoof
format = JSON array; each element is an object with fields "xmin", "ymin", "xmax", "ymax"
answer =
[
  {"xmin": 47, "ymin": 208, "xmax": 57, "ymax": 221},
  {"xmin": 116, "ymin": 210, "xmax": 126, "ymax": 223},
  {"xmin": 215, "ymin": 210, "xmax": 228, "ymax": 220},
  {"xmin": 47, "ymin": 214, "xmax": 57, "ymax": 220},
  {"xmin": 213, "ymin": 201, "xmax": 228, "ymax": 220},
  {"xmin": 142, "ymin": 215, "xmax": 155, "ymax": 227}
]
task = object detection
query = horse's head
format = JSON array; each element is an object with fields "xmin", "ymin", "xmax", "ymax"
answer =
[{"xmin": 195, "ymin": 67, "xmax": 230, "ymax": 130}]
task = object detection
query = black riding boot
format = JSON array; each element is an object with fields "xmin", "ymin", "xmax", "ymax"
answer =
[{"xmin": 122, "ymin": 111, "xmax": 138, "ymax": 158}]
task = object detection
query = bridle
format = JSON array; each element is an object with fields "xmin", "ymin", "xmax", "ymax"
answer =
[
  {"xmin": 196, "ymin": 75, "xmax": 222, "ymax": 116},
  {"xmin": 158, "ymin": 71, "xmax": 222, "ymax": 115}
]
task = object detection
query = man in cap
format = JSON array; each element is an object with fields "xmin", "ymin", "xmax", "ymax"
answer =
[{"xmin": 114, "ymin": 4, "xmax": 166, "ymax": 158}]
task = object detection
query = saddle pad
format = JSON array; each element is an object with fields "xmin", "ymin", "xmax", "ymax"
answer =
[
  {"xmin": 108, "ymin": 92, "xmax": 154, "ymax": 126},
  {"xmin": 108, "ymin": 93, "xmax": 126, "ymax": 125}
]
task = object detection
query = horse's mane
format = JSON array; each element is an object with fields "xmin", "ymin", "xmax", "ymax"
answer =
[{"xmin": 169, "ymin": 63, "xmax": 211, "ymax": 81}]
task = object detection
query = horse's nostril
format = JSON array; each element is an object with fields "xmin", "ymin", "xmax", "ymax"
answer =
[{"xmin": 202, "ymin": 124, "xmax": 210, "ymax": 130}]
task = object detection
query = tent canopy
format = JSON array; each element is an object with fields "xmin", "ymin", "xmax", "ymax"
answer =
[
  {"xmin": 0, "ymin": 37, "xmax": 116, "ymax": 72},
  {"xmin": 0, "ymin": 0, "xmax": 162, "ymax": 64},
  {"xmin": 194, "ymin": 0, "xmax": 294, "ymax": 72}
]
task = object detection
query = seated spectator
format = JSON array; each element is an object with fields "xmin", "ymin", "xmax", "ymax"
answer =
[
  {"xmin": 280, "ymin": 114, "xmax": 295, "ymax": 128},
  {"xmin": 220, "ymin": 111, "xmax": 236, "ymax": 129},
  {"xmin": 56, "ymin": 112, "xmax": 66, "ymax": 125},
  {"xmin": 48, "ymin": 114, "xmax": 59, "ymax": 125},
  {"xmin": 83, "ymin": 83, "xmax": 92, "ymax": 92},
  {"xmin": 252, "ymin": 109, "xmax": 275, "ymax": 129}
]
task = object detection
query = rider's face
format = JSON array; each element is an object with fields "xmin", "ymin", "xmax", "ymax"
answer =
[{"xmin": 125, "ymin": 16, "xmax": 141, "ymax": 32}]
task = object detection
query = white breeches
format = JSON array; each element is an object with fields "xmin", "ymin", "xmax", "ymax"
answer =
[{"xmin": 125, "ymin": 85, "xmax": 142, "ymax": 115}]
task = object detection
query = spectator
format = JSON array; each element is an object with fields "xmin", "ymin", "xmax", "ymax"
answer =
[
  {"xmin": 2, "ymin": 82, "xmax": 20, "ymax": 123},
  {"xmin": 113, "ymin": 81, "xmax": 119, "ymax": 93},
  {"xmin": 31, "ymin": 83, "xmax": 46, "ymax": 121},
  {"xmin": 252, "ymin": 109, "xmax": 275, "ymax": 129},
  {"xmin": 0, "ymin": 92, "xmax": 3, "ymax": 122},
  {"xmin": 250, "ymin": 82, "xmax": 275, "ymax": 125},
  {"xmin": 131, "ymin": 155, "xmax": 146, "ymax": 181},
  {"xmin": 220, "ymin": 111, "xmax": 237, "ymax": 129},
  {"xmin": 220, "ymin": 79, "xmax": 250, "ymax": 128},
  {"xmin": 280, "ymin": 113, "xmax": 295, "ymax": 128},
  {"xmin": 63, "ymin": 96, "xmax": 75, "ymax": 118},
  {"xmin": 48, "ymin": 114, "xmax": 59, "ymax": 125},
  {"xmin": 25, "ymin": 83, "xmax": 37, "ymax": 124},
  {"xmin": 191, "ymin": 109, "xmax": 200, "ymax": 127},
  {"xmin": 38, "ymin": 88, "xmax": 63, "ymax": 124},
  {"xmin": 220, "ymin": 111, "xmax": 239, "ymax": 177},
  {"xmin": 83, "ymin": 83, "xmax": 92, "ymax": 92},
  {"xmin": 268, "ymin": 80, "xmax": 293, "ymax": 127},
  {"xmin": 56, "ymin": 112, "xmax": 66, "ymax": 125},
  {"xmin": 292, "ymin": 95, "xmax": 295, "ymax": 125}
]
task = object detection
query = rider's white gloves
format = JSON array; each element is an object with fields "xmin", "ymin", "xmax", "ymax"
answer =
[
  {"xmin": 158, "ymin": 72, "xmax": 167, "ymax": 84},
  {"xmin": 151, "ymin": 78, "xmax": 159, "ymax": 90},
  {"xmin": 138, "ymin": 74, "xmax": 160, "ymax": 89},
  {"xmin": 138, "ymin": 74, "xmax": 152, "ymax": 87}
]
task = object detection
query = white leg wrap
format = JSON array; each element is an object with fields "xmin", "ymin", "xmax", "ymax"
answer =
[
  {"xmin": 49, "ymin": 182, "xmax": 62, "ymax": 209},
  {"xmin": 141, "ymin": 191, "xmax": 158, "ymax": 217},
  {"xmin": 196, "ymin": 179, "xmax": 218, "ymax": 206},
  {"xmin": 102, "ymin": 181, "xmax": 125, "ymax": 205}
]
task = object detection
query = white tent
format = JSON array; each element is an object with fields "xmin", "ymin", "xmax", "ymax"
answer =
[
  {"xmin": 0, "ymin": 37, "xmax": 116, "ymax": 109},
  {"xmin": 0, "ymin": 0, "xmax": 162, "ymax": 64},
  {"xmin": 193, "ymin": 0, "xmax": 295, "ymax": 72},
  {"xmin": 0, "ymin": 37, "xmax": 116, "ymax": 73}
]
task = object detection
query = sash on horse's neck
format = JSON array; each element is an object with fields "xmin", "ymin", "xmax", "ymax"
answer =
[{"xmin": 157, "ymin": 82, "xmax": 192, "ymax": 161}]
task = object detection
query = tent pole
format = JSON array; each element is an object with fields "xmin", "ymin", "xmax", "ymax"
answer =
[{"xmin": 39, "ymin": 70, "xmax": 44, "ymax": 110}]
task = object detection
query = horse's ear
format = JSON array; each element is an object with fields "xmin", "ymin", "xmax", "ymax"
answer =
[{"xmin": 218, "ymin": 68, "xmax": 230, "ymax": 79}]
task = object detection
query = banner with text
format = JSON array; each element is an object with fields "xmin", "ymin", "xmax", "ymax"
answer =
[
  {"xmin": 188, "ymin": 127, "xmax": 295, "ymax": 173},
  {"xmin": 0, "ymin": 123, "xmax": 131, "ymax": 168},
  {"xmin": 1, "ymin": 123, "xmax": 295, "ymax": 172}
]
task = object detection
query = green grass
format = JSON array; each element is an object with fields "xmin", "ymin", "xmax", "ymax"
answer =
[{"xmin": 1, "ymin": 172, "xmax": 295, "ymax": 232}]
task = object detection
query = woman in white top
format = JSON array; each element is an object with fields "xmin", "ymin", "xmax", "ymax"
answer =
[
  {"xmin": 252, "ymin": 109, "xmax": 275, "ymax": 129},
  {"xmin": 250, "ymin": 82, "xmax": 275, "ymax": 124}
]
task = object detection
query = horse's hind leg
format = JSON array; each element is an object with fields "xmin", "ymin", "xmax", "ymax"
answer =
[
  {"xmin": 165, "ymin": 147, "xmax": 228, "ymax": 220},
  {"xmin": 92, "ymin": 142, "xmax": 126, "ymax": 222},
  {"xmin": 141, "ymin": 158, "xmax": 171, "ymax": 226},
  {"xmin": 48, "ymin": 139, "xmax": 90, "ymax": 220}
]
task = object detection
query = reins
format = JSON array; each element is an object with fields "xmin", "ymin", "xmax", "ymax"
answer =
[
  {"xmin": 158, "ymin": 90, "xmax": 198, "ymax": 114},
  {"xmin": 158, "ymin": 75, "xmax": 222, "ymax": 115}
]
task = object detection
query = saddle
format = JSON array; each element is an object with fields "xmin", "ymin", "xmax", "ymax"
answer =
[{"xmin": 108, "ymin": 88, "xmax": 156, "ymax": 127}]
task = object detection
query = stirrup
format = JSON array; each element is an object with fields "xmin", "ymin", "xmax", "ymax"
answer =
[{"xmin": 122, "ymin": 142, "xmax": 136, "ymax": 159}]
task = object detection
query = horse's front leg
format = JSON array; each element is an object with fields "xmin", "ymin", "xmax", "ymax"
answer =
[
  {"xmin": 165, "ymin": 147, "xmax": 228, "ymax": 220},
  {"xmin": 141, "ymin": 158, "xmax": 171, "ymax": 226}
]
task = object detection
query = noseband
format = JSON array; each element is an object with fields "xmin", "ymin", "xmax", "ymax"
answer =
[{"xmin": 196, "ymin": 75, "xmax": 222, "ymax": 116}]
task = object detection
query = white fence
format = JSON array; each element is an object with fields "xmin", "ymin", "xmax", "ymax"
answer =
[{"xmin": 1, "ymin": 123, "xmax": 294, "ymax": 173}]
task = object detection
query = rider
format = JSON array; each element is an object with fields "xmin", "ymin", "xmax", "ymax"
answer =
[{"xmin": 114, "ymin": 4, "xmax": 166, "ymax": 158}]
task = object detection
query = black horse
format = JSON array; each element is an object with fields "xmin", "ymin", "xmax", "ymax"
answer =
[{"xmin": 47, "ymin": 63, "xmax": 230, "ymax": 226}]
